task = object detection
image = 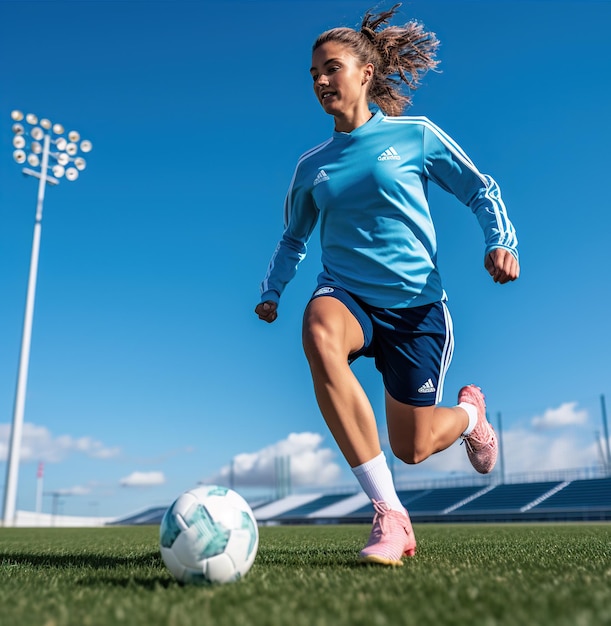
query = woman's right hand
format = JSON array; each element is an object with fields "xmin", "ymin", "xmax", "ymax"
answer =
[{"xmin": 255, "ymin": 300, "xmax": 278, "ymax": 323}]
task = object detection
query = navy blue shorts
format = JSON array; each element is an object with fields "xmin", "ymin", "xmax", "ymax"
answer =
[{"xmin": 309, "ymin": 285, "xmax": 454, "ymax": 407}]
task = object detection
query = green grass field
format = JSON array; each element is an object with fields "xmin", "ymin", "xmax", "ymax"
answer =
[{"xmin": 0, "ymin": 523, "xmax": 609, "ymax": 626}]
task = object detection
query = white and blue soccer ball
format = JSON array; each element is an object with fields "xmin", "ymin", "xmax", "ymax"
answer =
[{"xmin": 159, "ymin": 485, "xmax": 259, "ymax": 585}]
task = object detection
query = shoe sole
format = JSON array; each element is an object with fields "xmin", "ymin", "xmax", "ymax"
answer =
[
  {"xmin": 359, "ymin": 554, "xmax": 405, "ymax": 566},
  {"xmin": 359, "ymin": 543, "xmax": 416, "ymax": 566}
]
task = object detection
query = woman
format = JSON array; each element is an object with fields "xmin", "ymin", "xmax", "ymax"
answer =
[{"xmin": 255, "ymin": 4, "xmax": 519, "ymax": 566}]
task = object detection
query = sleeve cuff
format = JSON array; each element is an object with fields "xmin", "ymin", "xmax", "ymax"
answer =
[
  {"xmin": 260, "ymin": 290, "xmax": 280, "ymax": 304},
  {"xmin": 485, "ymin": 244, "xmax": 519, "ymax": 262}
]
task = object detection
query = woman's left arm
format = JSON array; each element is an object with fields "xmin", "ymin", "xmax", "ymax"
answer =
[{"xmin": 422, "ymin": 122, "xmax": 519, "ymax": 283}]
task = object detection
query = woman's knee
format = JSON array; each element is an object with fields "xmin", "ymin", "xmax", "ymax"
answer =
[{"xmin": 390, "ymin": 440, "xmax": 433, "ymax": 465}]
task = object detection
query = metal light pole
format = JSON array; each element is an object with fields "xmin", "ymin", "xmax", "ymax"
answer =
[
  {"xmin": 494, "ymin": 411, "xmax": 506, "ymax": 484},
  {"xmin": 2, "ymin": 110, "xmax": 92, "ymax": 526},
  {"xmin": 601, "ymin": 394, "xmax": 611, "ymax": 475}
]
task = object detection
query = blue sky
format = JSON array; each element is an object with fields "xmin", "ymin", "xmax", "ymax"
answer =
[{"xmin": 1, "ymin": 0, "xmax": 610, "ymax": 518}]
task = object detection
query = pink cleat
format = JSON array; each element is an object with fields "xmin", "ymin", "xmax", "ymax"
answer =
[
  {"xmin": 359, "ymin": 500, "xmax": 416, "ymax": 566},
  {"xmin": 459, "ymin": 384, "xmax": 497, "ymax": 474}
]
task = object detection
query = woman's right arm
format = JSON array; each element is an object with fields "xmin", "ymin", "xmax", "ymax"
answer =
[{"xmin": 256, "ymin": 165, "xmax": 320, "ymax": 320}]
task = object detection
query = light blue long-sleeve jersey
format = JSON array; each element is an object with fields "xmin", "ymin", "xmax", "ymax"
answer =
[{"xmin": 260, "ymin": 110, "xmax": 518, "ymax": 309}]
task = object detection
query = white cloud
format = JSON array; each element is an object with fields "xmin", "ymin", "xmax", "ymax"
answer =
[
  {"xmin": 120, "ymin": 471, "xmax": 166, "ymax": 487},
  {"xmin": 501, "ymin": 428, "xmax": 598, "ymax": 473},
  {"xmin": 0, "ymin": 422, "xmax": 120, "ymax": 463},
  {"xmin": 207, "ymin": 432, "xmax": 342, "ymax": 489},
  {"xmin": 531, "ymin": 402, "xmax": 588, "ymax": 429}
]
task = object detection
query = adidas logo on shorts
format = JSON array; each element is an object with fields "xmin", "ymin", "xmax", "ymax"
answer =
[
  {"xmin": 418, "ymin": 378, "xmax": 436, "ymax": 393},
  {"xmin": 313, "ymin": 287, "xmax": 334, "ymax": 297}
]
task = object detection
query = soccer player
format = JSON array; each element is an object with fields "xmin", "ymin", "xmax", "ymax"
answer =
[{"xmin": 255, "ymin": 4, "xmax": 519, "ymax": 565}]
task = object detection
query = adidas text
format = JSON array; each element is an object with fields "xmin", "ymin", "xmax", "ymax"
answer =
[{"xmin": 377, "ymin": 146, "xmax": 401, "ymax": 161}]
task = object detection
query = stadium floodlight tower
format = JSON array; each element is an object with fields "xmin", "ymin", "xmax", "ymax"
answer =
[{"xmin": 2, "ymin": 111, "xmax": 92, "ymax": 526}]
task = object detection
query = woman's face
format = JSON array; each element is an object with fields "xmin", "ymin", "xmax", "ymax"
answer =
[{"xmin": 310, "ymin": 41, "xmax": 372, "ymax": 119}]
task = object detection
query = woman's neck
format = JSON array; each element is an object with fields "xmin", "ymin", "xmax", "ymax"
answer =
[{"xmin": 334, "ymin": 107, "xmax": 374, "ymax": 133}]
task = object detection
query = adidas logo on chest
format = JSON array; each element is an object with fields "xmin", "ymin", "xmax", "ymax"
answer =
[
  {"xmin": 313, "ymin": 169, "xmax": 330, "ymax": 186},
  {"xmin": 377, "ymin": 146, "xmax": 401, "ymax": 161}
]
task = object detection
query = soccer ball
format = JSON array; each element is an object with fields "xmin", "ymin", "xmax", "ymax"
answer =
[{"xmin": 159, "ymin": 485, "xmax": 259, "ymax": 585}]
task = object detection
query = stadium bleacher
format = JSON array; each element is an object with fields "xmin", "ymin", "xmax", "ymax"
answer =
[
  {"xmin": 110, "ymin": 475, "xmax": 611, "ymax": 525},
  {"xmin": 531, "ymin": 477, "xmax": 611, "ymax": 513},
  {"xmin": 274, "ymin": 494, "xmax": 350, "ymax": 520},
  {"xmin": 456, "ymin": 481, "xmax": 562, "ymax": 512}
]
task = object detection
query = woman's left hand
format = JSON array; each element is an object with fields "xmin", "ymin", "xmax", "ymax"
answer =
[{"xmin": 484, "ymin": 248, "xmax": 520, "ymax": 284}]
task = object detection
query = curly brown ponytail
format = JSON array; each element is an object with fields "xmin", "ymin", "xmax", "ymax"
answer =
[{"xmin": 313, "ymin": 3, "xmax": 439, "ymax": 116}]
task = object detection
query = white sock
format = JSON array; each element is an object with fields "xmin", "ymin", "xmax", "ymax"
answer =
[
  {"xmin": 351, "ymin": 452, "xmax": 404, "ymax": 512},
  {"xmin": 458, "ymin": 402, "xmax": 478, "ymax": 436}
]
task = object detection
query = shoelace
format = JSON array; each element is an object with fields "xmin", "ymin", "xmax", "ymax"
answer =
[
  {"xmin": 369, "ymin": 500, "xmax": 411, "ymax": 543},
  {"xmin": 369, "ymin": 500, "xmax": 392, "ymax": 540},
  {"xmin": 468, "ymin": 424, "xmax": 493, "ymax": 447},
  {"xmin": 461, "ymin": 417, "xmax": 493, "ymax": 448}
]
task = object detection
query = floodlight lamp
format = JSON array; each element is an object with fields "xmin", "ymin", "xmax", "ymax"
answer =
[
  {"xmin": 57, "ymin": 153, "xmax": 69, "ymax": 166},
  {"xmin": 26, "ymin": 113, "xmax": 38, "ymax": 125},
  {"xmin": 52, "ymin": 165, "xmax": 65, "ymax": 178},
  {"xmin": 53, "ymin": 123, "xmax": 65, "ymax": 135},
  {"xmin": 68, "ymin": 130, "xmax": 80, "ymax": 142},
  {"xmin": 31, "ymin": 141, "xmax": 42, "ymax": 154},
  {"xmin": 13, "ymin": 135, "xmax": 26, "ymax": 149},
  {"xmin": 65, "ymin": 167, "xmax": 79, "ymax": 181},
  {"xmin": 27, "ymin": 154, "xmax": 40, "ymax": 167},
  {"xmin": 66, "ymin": 142, "xmax": 77, "ymax": 156},
  {"xmin": 31, "ymin": 127, "xmax": 44, "ymax": 141},
  {"xmin": 13, "ymin": 149, "xmax": 26, "ymax": 163},
  {"xmin": 11, "ymin": 110, "xmax": 24, "ymax": 121},
  {"xmin": 40, "ymin": 118, "xmax": 52, "ymax": 130},
  {"xmin": 56, "ymin": 137, "xmax": 67, "ymax": 151},
  {"xmin": 74, "ymin": 157, "xmax": 86, "ymax": 171},
  {"xmin": 12, "ymin": 123, "xmax": 24, "ymax": 134},
  {"xmin": 80, "ymin": 139, "xmax": 92, "ymax": 153}
]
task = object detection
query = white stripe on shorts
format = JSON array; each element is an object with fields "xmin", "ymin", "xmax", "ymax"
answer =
[{"xmin": 435, "ymin": 302, "xmax": 454, "ymax": 404}]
